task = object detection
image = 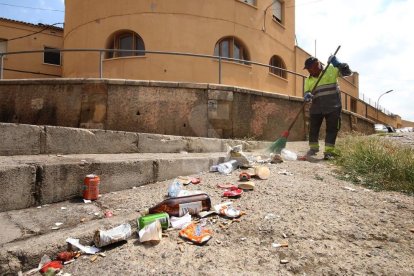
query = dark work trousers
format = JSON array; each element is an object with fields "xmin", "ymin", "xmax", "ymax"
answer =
[{"xmin": 309, "ymin": 108, "xmax": 342, "ymax": 148}]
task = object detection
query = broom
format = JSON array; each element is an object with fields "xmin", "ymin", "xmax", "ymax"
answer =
[{"xmin": 268, "ymin": 45, "xmax": 341, "ymax": 153}]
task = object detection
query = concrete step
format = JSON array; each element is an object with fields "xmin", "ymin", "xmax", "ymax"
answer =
[
  {"xmin": 0, "ymin": 123, "xmax": 271, "ymax": 156},
  {"xmin": 0, "ymin": 152, "xmax": 232, "ymax": 212}
]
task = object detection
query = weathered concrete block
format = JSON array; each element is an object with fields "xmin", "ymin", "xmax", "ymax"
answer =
[
  {"xmin": 156, "ymin": 158, "xmax": 211, "ymax": 181},
  {"xmin": 0, "ymin": 165, "xmax": 36, "ymax": 212},
  {"xmin": 186, "ymin": 137, "xmax": 225, "ymax": 152},
  {"xmin": 0, "ymin": 123, "xmax": 43, "ymax": 155},
  {"xmin": 45, "ymin": 126, "xmax": 139, "ymax": 154},
  {"xmin": 39, "ymin": 159, "xmax": 155, "ymax": 204},
  {"xmin": 138, "ymin": 133, "xmax": 189, "ymax": 153}
]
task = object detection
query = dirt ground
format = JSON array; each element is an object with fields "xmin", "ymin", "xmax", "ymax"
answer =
[{"xmin": 53, "ymin": 136, "xmax": 414, "ymax": 276}]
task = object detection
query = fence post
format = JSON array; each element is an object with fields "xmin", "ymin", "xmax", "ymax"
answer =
[
  {"xmin": 218, "ymin": 56, "xmax": 222, "ymax": 84},
  {"xmin": 99, "ymin": 51, "xmax": 104, "ymax": 79},
  {"xmin": 0, "ymin": 54, "xmax": 4, "ymax": 80}
]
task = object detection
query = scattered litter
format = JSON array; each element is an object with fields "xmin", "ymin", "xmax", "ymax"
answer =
[
  {"xmin": 198, "ymin": 218, "xmax": 208, "ymax": 227},
  {"xmin": 238, "ymin": 181, "xmax": 255, "ymax": 190},
  {"xmin": 281, "ymin": 149, "xmax": 297, "ymax": 161},
  {"xmin": 215, "ymin": 240, "xmax": 222, "ymax": 244},
  {"xmin": 56, "ymin": 251, "xmax": 76, "ymax": 262},
  {"xmin": 132, "ymin": 186, "xmax": 137, "ymax": 189},
  {"xmin": 66, "ymin": 238, "xmax": 100, "ymax": 254},
  {"xmin": 104, "ymin": 211, "xmax": 113, "ymax": 218},
  {"xmin": 168, "ymin": 178, "xmax": 182, "ymax": 197},
  {"xmin": 176, "ymin": 176, "xmax": 192, "ymax": 185},
  {"xmin": 179, "ymin": 150, "xmax": 188, "ymax": 154},
  {"xmin": 280, "ymin": 259, "xmax": 289, "ymax": 264},
  {"xmin": 272, "ymin": 242, "xmax": 288, "ymax": 248},
  {"xmin": 254, "ymin": 166, "xmax": 270, "ymax": 180},
  {"xmin": 37, "ymin": 206, "xmax": 42, "ymax": 209},
  {"xmin": 282, "ymin": 233, "xmax": 288, "ymax": 238},
  {"xmin": 138, "ymin": 212, "xmax": 170, "ymax": 230},
  {"xmin": 83, "ymin": 174, "xmax": 100, "ymax": 201},
  {"xmin": 343, "ymin": 186, "xmax": 356, "ymax": 192},
  {"xmin": 55, "ymin": 222, "xmax": 63, "ymax": 226},
  {"xmin": 51, "ymin": 227, "xmax": 60, "ymax": 230},
  {"xmin": 94, "ymin": 212, "xmax": 100, "ymax": 216},
  {"xmin": 217, "ymin": 205, "xmax": 244, "ymax": 218},
  {"xmin": 94, "ymin": 223, "xmax": 132, "ymax": 247},
  {"xmin": 222, "ymin": 186, "xmax": 243, "ymax": 198},
  {"xmin": 217, "ymin": 160, "xmax": 238, "ymax": 174},
  {"xmin": 227, "ymin": 144, "xmax": 252, "ymax": 167},
  {"xmin": 264, "ymin": 213, "xmax": 280, "ymax": 220},
  {"xmin": 83, "ymin": 199, "xmax": 92, "ymax": 204},
  {"xmin": 191, "ymin": 177, "xmax": 201, "ymax": 184},
  {"xmin": 60, "ymin": 207, "xmax": 67, "ymax": 210},
  {"xmin": 410, "ymin": 228, "xmax": 414, "ymax": 233},
  {"xmin": 271, "ymin": 154, "xmax": 283, "ymax": 164},
  {"xmin": 98, "ymin": 252, "xmax": 106, "ymax": 257},
  {"xmin": 80, "ymin": 218, "xmax": 86, "ymax": 223},
  {"xmin": 198, "ymin": 210, "xmax": 216, "ymax": 218},
  {"xmin": 90, "ymin": 255, "xmax": 98, "ymax": 262},
  {"xmin": 139, "ymin": 220, "xmax": 162, "ymax": 243},
  {"xmin": 179, "ymin": 222, "xmax": 212, "ymax": 245},
  {"xmin": 39, "ymin": 261, "xmax": 63, "ymax": 274},
  {"xmin": 239, "ymin": 172, "xmax": 251, "ymax": 181},
  {"xmin": 241, "ymin": 237, "xmax": 247, "ymax": 241},
  {"xmin": 170, "ymin": 213, "xmax": 192, "ymax": 229},
  {"xmin": 277, "ymin": 169, "xmax": 293, "ymax": 176}
]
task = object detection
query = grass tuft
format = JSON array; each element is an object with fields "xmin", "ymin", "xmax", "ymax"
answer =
[{"xmin": 334, "ymin": 134, "xmax": 414, "ymax": 195}]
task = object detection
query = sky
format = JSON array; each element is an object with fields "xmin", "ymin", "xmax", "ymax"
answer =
[{"xmin": 0, "ymin": 0, "xmax": 413, "ymax": 122}]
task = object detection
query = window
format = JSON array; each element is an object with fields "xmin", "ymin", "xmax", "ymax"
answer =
[
  {"xmin": 0, "ymin": 39, "xmax": 7, "ymax": 54},
  {"xmin": 272, "ymin": 0, "xmax": 284, "ymax": 24},
  {"xmin": 43, "ymin": 47, "xmax": 61, "ymax": 65},
  {"xmin": 214, "ymin": 37, "xmax": 250, "ymax": 65},
  {"xmin": 107, "ymin": 30, "xmax": 145, "ymax": 58},
  {"xmin": 241, "ymin": 0, "xmax": 256, "ymax": 5},
  {"xmin": 269, "ymin": 55, "xmax": 287, "ymax": 78}
]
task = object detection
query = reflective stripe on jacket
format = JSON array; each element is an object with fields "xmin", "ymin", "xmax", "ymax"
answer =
[{"xmin": 304, "ymin": 65, "xmax": 342, "ymax": 115}]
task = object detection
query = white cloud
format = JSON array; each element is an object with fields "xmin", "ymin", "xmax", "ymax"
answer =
[{"xmin": 296, "ymin": 0, "xmax": 414, "ymax": 122}]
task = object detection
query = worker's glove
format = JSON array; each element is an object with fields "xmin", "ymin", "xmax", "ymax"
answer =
[
  {"xmin": 338, "ymin": 63, "xmax": 353, "ymax": 76},
  {"xmin": 327, "ymin": 55, "xmax": 341, "ymax": 67},
  {"xmin": 303, "ymin": 92, "xmax": 313, "ymax": 102}
]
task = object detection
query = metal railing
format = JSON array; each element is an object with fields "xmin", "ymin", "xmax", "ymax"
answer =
[{"xmin": 0, "ymin": 48, "xmax": 306, "ymax": 85}]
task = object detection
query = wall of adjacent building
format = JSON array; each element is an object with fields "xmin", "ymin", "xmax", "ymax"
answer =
[{"xmin": 0, "ymin": 18, "xmax": 63, "ymax": 79}]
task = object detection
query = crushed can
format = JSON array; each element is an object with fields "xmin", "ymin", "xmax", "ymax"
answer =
[
  {"xmin": 138, "ymin": 212, "xmax": 170, "ymax": 230},
  {"xmin": 83, "ymin": 174, "xmax": 100, "ymax": 200}
]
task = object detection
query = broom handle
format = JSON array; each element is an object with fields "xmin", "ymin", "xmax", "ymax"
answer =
[{"xmin": 286, "ymin": 45, "xmax": 341, "ymax": 132}]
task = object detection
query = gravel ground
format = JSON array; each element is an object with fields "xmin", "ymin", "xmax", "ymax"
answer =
[{"xmin": 56, "ymin": 134, "xmax": 414, "ymax": 276}]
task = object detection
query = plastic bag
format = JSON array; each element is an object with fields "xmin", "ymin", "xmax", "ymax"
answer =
[{"xmin": 179, "ymin": 222, "xmax": 212, "ymax": 244}]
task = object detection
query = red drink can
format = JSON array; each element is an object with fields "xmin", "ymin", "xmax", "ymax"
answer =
[{"xmin": 83, "ymin": 174, "xmax": 100, "ymax": 200}]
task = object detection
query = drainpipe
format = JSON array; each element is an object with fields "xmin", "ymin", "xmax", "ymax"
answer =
[
  {"xmin": 0, "ymin": 54, "xmax": 4, "ymax": 80},
  {"xmin": 262, "ymin": 0, "xmax": 278, "ymax": 32}
]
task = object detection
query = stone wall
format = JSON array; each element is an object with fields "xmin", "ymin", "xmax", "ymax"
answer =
[{"xmin": 0, "ymin": 79, "xmax": 375, "ymax": 141}]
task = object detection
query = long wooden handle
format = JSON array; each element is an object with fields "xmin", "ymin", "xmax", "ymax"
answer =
[{"xmin": 286, "ymin": 45, "xmax": 341, "ymax": 132}]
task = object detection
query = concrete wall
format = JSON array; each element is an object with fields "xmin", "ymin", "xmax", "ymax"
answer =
[{"xmin": 0, "ymin": 79, "xmax": 375, "ymax": 141}]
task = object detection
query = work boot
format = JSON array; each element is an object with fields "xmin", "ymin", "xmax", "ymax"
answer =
[
  {"xmin": 306, "ymin": 148, "xmax": 319, "ymax": 156},
  {"xmin": 323, "ymin": 152, "xmax": 336, "ymax": 160}
]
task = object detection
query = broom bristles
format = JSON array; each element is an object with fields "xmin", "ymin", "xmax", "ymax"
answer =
[{"xmin": 268, "ymin": 136, "xmax": 287, "ymax": 153}]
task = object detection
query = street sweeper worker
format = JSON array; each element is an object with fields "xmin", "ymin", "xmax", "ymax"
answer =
[{"xmin": 303, "ymin": 55, "xmax": 352, "ymax": 160}]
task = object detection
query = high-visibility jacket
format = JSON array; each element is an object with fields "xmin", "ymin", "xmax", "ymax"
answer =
[{"xmin": 304, "ymin": 65, "xmax": 341, "ymax": 115}]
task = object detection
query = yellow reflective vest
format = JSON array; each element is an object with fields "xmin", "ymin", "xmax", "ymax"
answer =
[{"xmin": 304, "ymin": 65, "xmax": 342, "ymax": 114}]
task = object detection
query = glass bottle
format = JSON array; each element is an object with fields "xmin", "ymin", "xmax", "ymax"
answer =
[{"xmin": 148, "ymin": 193, "xmax": 211, "ymax": 217}]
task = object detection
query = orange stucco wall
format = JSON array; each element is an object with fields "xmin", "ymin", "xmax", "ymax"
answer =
[
  {"xmin": 63, "ymin": 0, "xmax": 298, "ymax": 95},
  {"xmin": 0, "ymin": 19, "xmax": 63, "ymax": 78}
]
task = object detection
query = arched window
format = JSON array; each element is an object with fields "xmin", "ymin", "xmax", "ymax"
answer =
[
  {"xmin": 107, "ymin": 30, "xmax": 145, "ymax": 58},
  {"xmin": 269, "ymin": 55, "xmax": 287, "ymax": 78},
  {"xmin": 214, "ymin": 37, "xmax": 250, "ymax": 65}
]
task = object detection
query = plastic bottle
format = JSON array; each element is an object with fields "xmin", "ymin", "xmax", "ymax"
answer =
[
  {"xmin": 217, "ymin": 160, "xmax": 238, "ymax": 174},
  {"xmin": 281, "ymin": 149, "xmax": 297, "ymax": 161},
  {"xmin": 167, "ymin": 179, "xmax": 182, "ymax": 197},
  {"xmin": 148, "ymin": 193, "xmax": 212, "ymax": 217}
]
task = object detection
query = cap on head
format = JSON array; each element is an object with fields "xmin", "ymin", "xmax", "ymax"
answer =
[{"xmin": 303, "ymin": 57, "xmax": 318, "ymax": 69}]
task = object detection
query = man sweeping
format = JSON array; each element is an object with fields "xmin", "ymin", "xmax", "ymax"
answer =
[{"xmin": 303, "ymin": 55, "xmax": 352, "ymax": 160}]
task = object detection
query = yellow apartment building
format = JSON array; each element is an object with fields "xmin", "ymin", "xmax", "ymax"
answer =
[
  {"xmin": 0, "ymin": 17, "xmax": 63, "ymax": 79},
  {"xmin": 0, "ymin": 0, "xmax": 406, "ymax": 128}
]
